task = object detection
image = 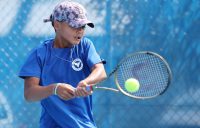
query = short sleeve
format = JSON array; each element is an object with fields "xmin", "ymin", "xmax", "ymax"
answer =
[
  {"xmin": 84, "ymin": 39, "xmax": 102, "ymax": 68},
  {"xmin": 18, "ymin": 49, "xmax": 42, "ymax": 79}
]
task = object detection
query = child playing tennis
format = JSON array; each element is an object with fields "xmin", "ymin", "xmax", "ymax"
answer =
[{"xmin": 18, "ymin": 1, "xmax": 107, "ymax": 127}]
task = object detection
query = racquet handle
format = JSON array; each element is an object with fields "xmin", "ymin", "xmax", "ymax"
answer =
[{"xmin": 86, "ymin": 86, "xmax": 93, "ymax": 91}]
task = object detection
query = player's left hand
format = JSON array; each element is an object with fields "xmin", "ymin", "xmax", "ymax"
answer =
[{"xmin": 74, "ymin": 80, "xmax": 93, "ymax": 97}]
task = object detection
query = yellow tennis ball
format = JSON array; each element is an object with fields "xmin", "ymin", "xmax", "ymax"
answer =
[{"xmin": 125, "ymin": 78, "xmax": 140, "ymax": 92}]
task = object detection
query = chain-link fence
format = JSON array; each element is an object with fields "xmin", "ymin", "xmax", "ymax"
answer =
[{"xmin": 0, "ymin": 0, "xmax": 200, "ymax": 128}]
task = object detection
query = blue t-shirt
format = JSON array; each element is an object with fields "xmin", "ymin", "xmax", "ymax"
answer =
[{"xmin": 18, "ymin": 37, "xmax": 102, "ymax": 128}]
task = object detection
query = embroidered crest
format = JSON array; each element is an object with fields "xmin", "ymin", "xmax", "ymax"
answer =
[{"xmin": 72, "ymin": 58, "xmax": 83, "ymax": 71}]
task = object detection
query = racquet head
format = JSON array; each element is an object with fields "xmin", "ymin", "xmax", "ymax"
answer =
[{"xmin": 115, "ymin": 51, "xmax": 172, "ymax": 99}]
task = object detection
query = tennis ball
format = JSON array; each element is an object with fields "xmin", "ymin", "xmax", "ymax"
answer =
[{"xmin": 125, "ymin": 78, "xmax": 140, "ymax": 93}]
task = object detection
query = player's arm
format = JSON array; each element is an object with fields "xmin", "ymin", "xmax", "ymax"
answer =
[
  {"xmin": 84, "ymin": 63, "xmax": 107, "ymax": 85},
  {"xmin": 24, "ymin": 77, "xmax": 54, "ymax": 101},
  {"xmin": 75, "ymin": 62, "xmax": 107, "ymax": 97},
  {"xmin": 24, "ymin": 77, "xmax": 75, "ymax": 102}
]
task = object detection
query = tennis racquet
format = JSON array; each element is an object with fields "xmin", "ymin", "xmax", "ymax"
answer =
[{"xmin": 86, "ymin": 51, "xmax": 172, "ymax": 99}]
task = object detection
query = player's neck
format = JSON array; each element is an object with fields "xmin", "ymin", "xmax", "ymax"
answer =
[{"xmin": 54, "ymin": 36, "xmax": 73, "ymax": 48}]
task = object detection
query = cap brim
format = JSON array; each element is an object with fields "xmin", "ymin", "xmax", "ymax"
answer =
[
  {"xmin": 86, "ymin": 22, "xmax": 94, "ymax": 28},
  {"xmin": 77, "ymin": 19, "xmax": 94, "ymax": 28}
]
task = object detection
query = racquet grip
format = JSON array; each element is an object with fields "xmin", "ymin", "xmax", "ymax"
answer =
[{"xmin": 86, "ymin": 86, "xmax": 93, "ymax": 91}]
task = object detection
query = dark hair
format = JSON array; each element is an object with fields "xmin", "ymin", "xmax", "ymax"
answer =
[{"xmin": 50, "ymin": 15, "xmax": 54, "ymax": 27}]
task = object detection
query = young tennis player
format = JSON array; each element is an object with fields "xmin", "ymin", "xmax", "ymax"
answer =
[{"xmin": 18, "ymin": 1, "xmax": 107, "ymax": 127}]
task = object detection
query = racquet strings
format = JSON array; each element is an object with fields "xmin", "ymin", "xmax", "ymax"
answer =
[{"xmin": 116, "ymin": 53, "xmax": 170, "ymax": 98}]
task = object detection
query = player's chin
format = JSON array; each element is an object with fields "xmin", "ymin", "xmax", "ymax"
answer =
[
  {"xmin": 73, "ymin": 38, "xmax": 82, "ymax": 44},
  {"xmin": 72, "ymin": 40, "xmax": 81, "ymax": 45}
]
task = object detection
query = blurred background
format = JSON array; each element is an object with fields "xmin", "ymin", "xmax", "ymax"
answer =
[{"xmin": 0, "ymin": 0, "xmax": 200, "ymax": 128}]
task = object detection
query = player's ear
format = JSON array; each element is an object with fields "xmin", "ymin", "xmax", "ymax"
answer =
[{"xmin": 53, "ymin": 20, "xmax": 60, "ymax": 31}]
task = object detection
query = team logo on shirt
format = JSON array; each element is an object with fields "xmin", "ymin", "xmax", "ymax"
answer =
[{"xmin": 72, "ymin": 58, "xmax": 83, "ymax": 71}]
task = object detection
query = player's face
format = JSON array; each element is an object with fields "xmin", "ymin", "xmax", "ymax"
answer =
[{"xmin": 55, "ymin": 21, "xmax": 85, "ymax": 47}]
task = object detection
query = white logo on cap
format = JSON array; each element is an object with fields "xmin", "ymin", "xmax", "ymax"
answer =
[{"xmin": 72, "ymin": 58, "xmax": 83, "ymax": 71}]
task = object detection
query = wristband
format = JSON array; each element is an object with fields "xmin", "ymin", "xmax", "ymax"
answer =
[{"xmin": 54, "ymin": 83, "xmax": 62, "ymax": 95}]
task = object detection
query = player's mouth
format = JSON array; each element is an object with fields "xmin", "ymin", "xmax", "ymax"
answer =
[{"xmin": 75, "ymin": 36, "xmax": 82, "ymax": 41}]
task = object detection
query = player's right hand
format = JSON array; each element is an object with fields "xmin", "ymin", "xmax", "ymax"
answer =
[
  {"xmin": 55, "ymin": 83, "xmax": 75, "ymax": 100},
  {"xmin": 74, "ymin": 80, "xmax": 93, "ymax": 97}
]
